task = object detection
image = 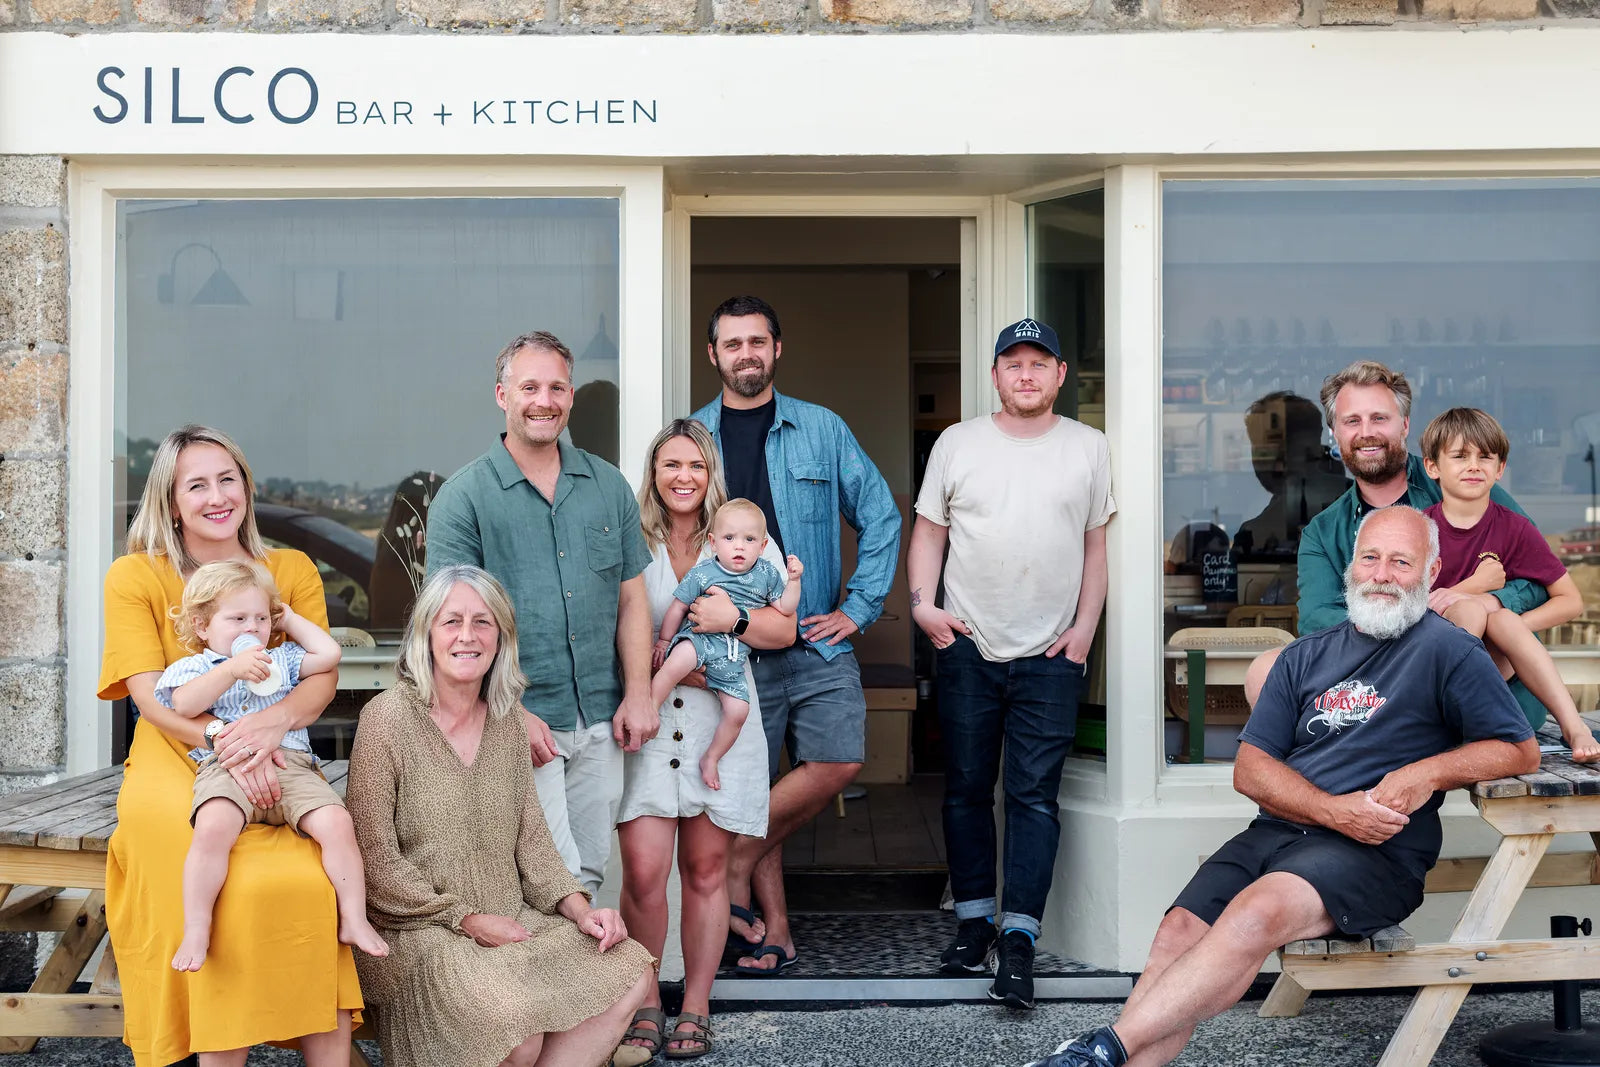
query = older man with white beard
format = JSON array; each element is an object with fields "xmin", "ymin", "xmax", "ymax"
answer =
[{"xmin": 1020, "ymin": 506, "xmax": 1538, "ymax": 1067}]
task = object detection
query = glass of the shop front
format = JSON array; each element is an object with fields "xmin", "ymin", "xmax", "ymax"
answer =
[
  {"xmin": 114, "ymin": 196, "xmax": 621, "ymax": 756},
  {"xmin": 1161, "ymin": 177, "xmax": 1600, "ymax": 763},
  {"xmin": 1029, "ymin": 186, "xmax": 1109, "ymax": 760}
]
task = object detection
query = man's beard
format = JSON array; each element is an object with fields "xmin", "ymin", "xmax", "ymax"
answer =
[
  {"xmin": 720, "ymin": 359, "xmax": 774, "ymax": 400},
  {"xmin": 1343, "ymin": 568, "xmax": 1430, "ymax": 639},
  {"xmin": 1000, "ymin": 385, "xmax": 1058, "ymax": 418},
  {"xmin": 1343, "ymin": 435, "xmax": 1408, "ymax": 483}
]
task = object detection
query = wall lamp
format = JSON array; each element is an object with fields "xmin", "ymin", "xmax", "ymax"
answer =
[{"xmin": 157, "ymin": 243, "xmax": 248, "ymax": 307}]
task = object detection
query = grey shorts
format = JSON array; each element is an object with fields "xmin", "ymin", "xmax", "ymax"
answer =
[{"xmin": 751, "ymin": 645, "xmax": 866, "ymax": 778}]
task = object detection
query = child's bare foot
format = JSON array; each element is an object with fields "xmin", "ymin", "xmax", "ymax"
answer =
[
  {"xmin": 1567, "ymin": 728, "xmax": 1600, "ymax": 763},
  {"xmin": 700, "ymin": 754, "xmax": 722, "ymax": 791},
  {"xmin": 172, "ymin": 928, "xmax": 209, "ymax": 971},
  {"xmin": 341, "ymin": 916, "xmax": 391, "ymax": 957}
]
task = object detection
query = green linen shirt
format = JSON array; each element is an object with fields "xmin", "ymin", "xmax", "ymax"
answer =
[{"xmin": 424, "ymin": 436, "xmax": 650, "ymax": 731}]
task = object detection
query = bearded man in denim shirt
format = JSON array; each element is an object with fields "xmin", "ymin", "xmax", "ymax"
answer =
[{"xmin": 689, "ymin": 295, "xmax": 902, "ymax": 975}]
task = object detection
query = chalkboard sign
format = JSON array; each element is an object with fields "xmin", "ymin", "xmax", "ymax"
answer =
[{"xmin": 1201, "ymin": 552, "xmax": 1238, "ymax": 604}]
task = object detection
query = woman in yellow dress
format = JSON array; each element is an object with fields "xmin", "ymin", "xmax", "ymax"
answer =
[{"xmin": 97, "ymin": 424, "xmax": 363, "ymax": 1066}]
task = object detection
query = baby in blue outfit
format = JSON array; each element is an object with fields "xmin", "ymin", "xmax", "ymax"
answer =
[{"xmin": 652, "ymin": 498, "xmax": 804, "ymax": 789}]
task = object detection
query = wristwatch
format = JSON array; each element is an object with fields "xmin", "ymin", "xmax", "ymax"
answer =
[
  {"xmin": 203, "ymin": 719, "xmax": 226, "ymax": 749},
  {"xmin": 731, "ymin": 607, "xmax": 750, "ymax": 638}
]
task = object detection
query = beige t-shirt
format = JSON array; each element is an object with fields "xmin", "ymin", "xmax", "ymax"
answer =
[{"xmin": 914, "ymin": 414, "xmax": 1116, "ymax": 662}]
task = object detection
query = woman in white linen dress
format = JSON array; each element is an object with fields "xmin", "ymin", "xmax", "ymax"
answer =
[{"xmin": 612, "ymin": 419, "xmax": 796, "ymax": 1063}]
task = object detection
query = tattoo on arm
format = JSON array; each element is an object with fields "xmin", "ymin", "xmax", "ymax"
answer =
[{"xmin": 910, "ymin": 588, "xmax": 922, "ymax": 607}]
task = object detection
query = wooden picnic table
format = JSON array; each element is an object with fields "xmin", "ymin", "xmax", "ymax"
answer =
[
  {"xmin": 1270, "ymin": 711, "xmax": 1600, "ymax": 1066},
  {"xmin": 0, "ymin": 760, "xmax": 354, "ymax": 1056}
]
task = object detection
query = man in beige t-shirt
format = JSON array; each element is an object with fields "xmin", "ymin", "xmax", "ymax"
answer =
[{"xmin": 907, "ymin": 317, "xmax": 1115, "ymax": 1010}]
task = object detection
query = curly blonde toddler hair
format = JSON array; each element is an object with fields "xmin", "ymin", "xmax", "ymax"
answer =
[{"xmin": 171, "ymin": 560, "xmax": 283, "ymax": 653}]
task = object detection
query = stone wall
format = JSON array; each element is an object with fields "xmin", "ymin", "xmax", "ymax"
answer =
[
  {"xmin": 0, "ymin": 0, "xmax": 1594, "ymax": 31},
  {"xmin": 0, "ymin": 156, "xmax": 67, "ymax": 797}
]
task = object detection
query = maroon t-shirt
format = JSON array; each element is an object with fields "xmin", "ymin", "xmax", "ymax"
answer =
[{"xmin": 1424, "ymin": 501, "xmax": 1568, "ymax": 590}]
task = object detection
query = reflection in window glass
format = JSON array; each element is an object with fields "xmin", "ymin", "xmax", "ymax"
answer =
[
  {"xmin": 1031, "ymin": 188, "xmax": 1105, "ymax": 426},
  {"xmin": 1162, "ymin": 178, "xmax": 1600, "ymax": 760},
  {"xmin": 115, "ymin": 197, "xmax": 621, "ymax": 638},
  {"xmin": 1030, "ymin": 187, "xmax": 1108, "ymax": 760}
]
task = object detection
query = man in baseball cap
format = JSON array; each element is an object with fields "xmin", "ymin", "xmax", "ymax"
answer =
[
  {"xmin": 993, "ymin": 317, "xmax": 1063, "ymax": 362},
  {"xmin": 909, "ymin": 315, "xmax": 1114, "ymax": 1008}
]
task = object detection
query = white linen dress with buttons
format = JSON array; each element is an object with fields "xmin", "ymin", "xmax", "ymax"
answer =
[{"xmin": 616, "ymin": 540, "xmax": 775, "ymax": 837}]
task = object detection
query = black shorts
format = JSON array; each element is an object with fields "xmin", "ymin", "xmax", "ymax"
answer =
[{"xmin": 1171, "ymin": 818, "xmax": 1426, "ymax": 938}]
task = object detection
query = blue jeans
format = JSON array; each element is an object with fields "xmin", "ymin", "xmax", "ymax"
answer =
[{"xmin": 937, "ymin": 635, "xmax": 1082, "ymax": 937}]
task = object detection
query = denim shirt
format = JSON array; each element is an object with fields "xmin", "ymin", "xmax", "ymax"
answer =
[{"xmin": 691, "ymin": 389, "xmax": 903, "ymax": 662}]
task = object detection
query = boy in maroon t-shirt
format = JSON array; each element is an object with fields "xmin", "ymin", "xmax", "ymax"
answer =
[{"xmin": 1422, "ymin": 407, "xmax": 1600, "ymax": 760}]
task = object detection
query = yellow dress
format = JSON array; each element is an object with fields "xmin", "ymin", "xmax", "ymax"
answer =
[{"xmin": 97, "ymin": 549, "xmax": 363, "ymax": 1066}]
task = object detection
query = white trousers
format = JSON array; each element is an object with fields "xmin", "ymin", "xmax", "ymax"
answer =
[{"xmin": 531, "ymin": 718, "xmax": 624, "ymax": 896}]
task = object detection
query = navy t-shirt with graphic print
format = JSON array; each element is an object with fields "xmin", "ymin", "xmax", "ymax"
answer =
[{"xmin": 1241, "ymin": 611, "xmax": 1533, "ymax": 872}]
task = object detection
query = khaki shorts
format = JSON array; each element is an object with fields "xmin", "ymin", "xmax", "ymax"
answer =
[{"xmin": 190, "ymin": 749, "xmax": 342, "ymax": 833}]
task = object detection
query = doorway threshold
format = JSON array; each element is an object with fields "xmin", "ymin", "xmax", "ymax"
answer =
[
  {"xmin": 710, "ymin": 912, "xmax": 1130, "ymax": 1004},
  {"xmin": 711, "ymin": 972, "xmax": 1131, "ymax": 1003}
]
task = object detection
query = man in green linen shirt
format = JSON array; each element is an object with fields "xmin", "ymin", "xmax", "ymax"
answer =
[{"xmin": 426, "ymin": 330, "xmax": 656, "ymax": 894}]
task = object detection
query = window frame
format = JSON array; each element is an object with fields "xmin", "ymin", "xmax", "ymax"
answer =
[
  {"xmin": 67, "ymin": 161, "xmax": 665, "ymax": 773},
  {"xmin": 1143, "ymin": 159, "xmax": 1600, "ymax": 811}
]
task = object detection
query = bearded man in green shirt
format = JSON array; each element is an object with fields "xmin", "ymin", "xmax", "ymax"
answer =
[{"xmin": 1246, "ymin": 359, "xmax": 1549, "ymax": 729}]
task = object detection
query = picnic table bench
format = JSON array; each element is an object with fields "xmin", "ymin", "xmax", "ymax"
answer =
[
  {"xmin": 1261, "ymin": 711, "xmax": 1600, "ymax": 1067},
  {"xmin": 0, "ymin": 760, "xmax": 366, "ymax": 1059}
]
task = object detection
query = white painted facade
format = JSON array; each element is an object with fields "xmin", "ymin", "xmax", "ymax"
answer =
[{"xmin": 6, "ymin": 27, "xmax": 1600, "ymax": 972}]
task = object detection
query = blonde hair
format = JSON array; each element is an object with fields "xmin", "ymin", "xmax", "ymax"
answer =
[
  {"xmin": 396, "ymin": 565, "xmax": 527, "ymax": 720},
  {"xmin": 127, "ymin": 425, "xmax": 268, "ymax": 575},
  {"xmin": 1319, "ymin": 361, "xmax": 1413, "ymax": 430},
  {"xmin": 637, "ymin": 420, "xmax": 728, "ymax": 550},
  {"xmin": 713, "ymin": 498, "xmax": 767, "ymax": 537},
  {"xmin": 172, "ymin": 560, "xmax": 282, "ymax": 653},
  {"xmin": 1421, "ymin": 407, "xmax": 1511, "ymax": 464}
]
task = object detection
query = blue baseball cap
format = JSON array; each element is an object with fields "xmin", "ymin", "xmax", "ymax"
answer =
[{"xmin": 993, "ymin": 318, "xmax": 1062, "ymax": 362}]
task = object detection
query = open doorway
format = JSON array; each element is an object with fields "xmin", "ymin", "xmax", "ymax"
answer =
[{"xmin": 690, "ymin": 214, "xmax": 955, "ymax": 892}]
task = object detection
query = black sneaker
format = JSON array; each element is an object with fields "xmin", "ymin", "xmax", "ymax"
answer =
[
  {"xmin": 989, "ymin": 929, "xmax": 1036, "ymax": 1009},
  {"xmin": 1021, "ymin": 1026, "xmax": 1129, "ymax": 1067},
  {"xmin": 938, "ymin": 917, "xmax": 997, "ymax": 974}
]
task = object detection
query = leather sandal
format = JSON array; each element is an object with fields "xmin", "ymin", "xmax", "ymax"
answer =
[
  {"xmin": 609, "ymin": 1007, "xmax": 668, "ymax": 1067},
  {"xmin": 663, "ymin": 1012, "xmax": 715, "ymax": 1061}
]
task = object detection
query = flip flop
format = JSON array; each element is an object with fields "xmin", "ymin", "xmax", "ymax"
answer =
[
  {"xmin": 733, "ymin": 944, "xmax": 798, "ymax": 976},
  {"xmin": 725, "ymin": 903, "xmax": 764, "ymax": 958}
]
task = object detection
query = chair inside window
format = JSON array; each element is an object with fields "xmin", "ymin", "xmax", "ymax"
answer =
[{"xmin": 1164, "ymin": 625, "xmax": 1295, "ymax": 763}]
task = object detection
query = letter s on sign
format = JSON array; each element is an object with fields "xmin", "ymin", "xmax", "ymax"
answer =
[{"xmin": 94, "ymin": 67, "xmax": 128, "ymax": 124}]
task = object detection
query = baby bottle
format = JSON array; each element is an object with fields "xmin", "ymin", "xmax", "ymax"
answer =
[{"xmin": 231, "ymin": 634, "xmax": 283, "ymax": 697}]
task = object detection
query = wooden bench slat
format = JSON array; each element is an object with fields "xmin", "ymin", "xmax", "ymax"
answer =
[
  {"xmin": 0, "ymin": 783, "xmax": 127, "ymax": 849},
  {"xmin": 1522, "ymin": 770, "xmax": 1578, "ymax": 797},
  {"xmin": 0, "ymin": 769, "xmax": 118, "ymax": 818},
  {"xmin": 1370, "ymin": 925, "xmax": 1416, "ymax": 952},
  {"xmin": 0, "ymin": 775, "xmax": 122, "ymax": 836},
  {"xmin": 1542, "ymin": 759, "xmax": 1600, "ymax": 796},
  {"xmin": 1281, "ymin": 924, "xmax": 1412, "ymax": 957},
  {"xmin": 1471, "ymin": 777, "xmax": 1528, "ymax": 799}
]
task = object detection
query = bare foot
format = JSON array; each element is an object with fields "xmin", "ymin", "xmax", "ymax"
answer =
[
  {"xmin": 341, "ymin": 916, "xmax": 391, "ymax": 957},
  {"xmin": 1569, "ymin": 729, "xmax": 1600, "ymax": 763},
  {"xmin": 699, "ymin": 754, "xmax": 721, "ymax": 791},
  {"xmin": 172, "ymin": 928, "xmax": 209, "ymax": 971}
]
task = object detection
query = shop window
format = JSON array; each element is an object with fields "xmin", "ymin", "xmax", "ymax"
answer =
[
  {"xmin": 1161, "ymin": 177, "xmax": 1600, "ymax": 762},
  {"xmin": 115, "ymin": 196, "xmax": 621, "ymax": 638},
  {"xmin": 1030, "ymin": 187, "xmax": 1108, "ymax": 759}
]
